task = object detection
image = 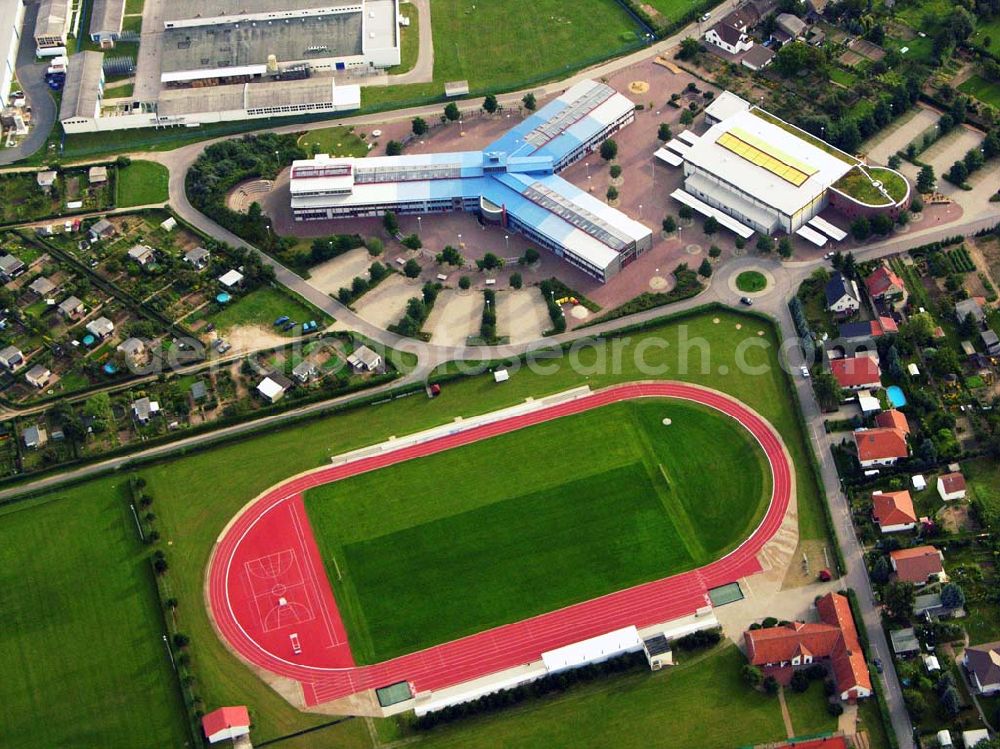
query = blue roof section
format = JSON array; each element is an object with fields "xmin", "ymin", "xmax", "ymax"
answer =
[{"xmin": 486, "ymin": 101, "xmax": 570, "ymax": 159}]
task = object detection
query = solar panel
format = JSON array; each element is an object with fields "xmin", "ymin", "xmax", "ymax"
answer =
[
  {"xmin": 523, "ymin": 182, "xmax": 633, "ymax": 251},
  {"xmin": 523, "ymin": 83, "xmax": 615, "ymax": 149},
  {"xmin": 354, "ymin": 163, "xmax": 462, "ymax": 183},
  {"xmin": 716, "ymin": 129, "xmax": 816, "ymax": 187}
]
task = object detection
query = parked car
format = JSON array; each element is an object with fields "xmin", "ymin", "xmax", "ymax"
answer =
[
  {"xmin": 274, "ymin": 315, "xmax": 289, "ymax": 326},
  {"xmin": 800, "ymin": 366, "xmax": 810, "ymax": 378},
  {"xmin": 740, "ymin": 296, "xmax": 753, "ymax": 306}
]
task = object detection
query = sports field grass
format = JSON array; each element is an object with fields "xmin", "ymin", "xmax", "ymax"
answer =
[
  {"xmin": 0, "ymin": 486, "xmax": 189, "ymax": 748},
  {"xmin": 115, "ymin": 160, "xmax": 169, "ymax": 207},
  {"xmin": 3, "ymin": 306, "xmax": 832, "ymax": 745},
  {"xmin": 305, "ymin": 399, "xmax": 769, "ymax": 662}
]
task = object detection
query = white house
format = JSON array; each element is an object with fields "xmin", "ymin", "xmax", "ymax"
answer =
[
  {"xmin": 86, "ymin": 316, "xmax": 115, "ymax": 339},
  {"xmin": 218, "ymin": 269, "xmax": 244, "ymax": 289},
  {"xmin": 132, "ymin": 396, "xmax": 160, "ymax": 424},
  {"xmin": 347, "ymin": 345, "xmax": 382, "ymax": 372},
  {"xmin": 937, "ymin": 472, "xmax": 967, "ymax": 501},
  {"xmin": 962, "ymin": 729, "xmax": 991, "ymax": 748},
  {"xmin": 825, "ymin": 271, "xmax": 861, "ymax": 315},
  {"xmin": 704, "ymin": 5, "xmax": 758, "ymax": 54},
  {"xmin": 25, "ymin": 364, "xmax": 52, "ymax": 388},
  {"xmin": 257, "ymin": 375, "xmax": 288, "ymax": 403},
  {"xmin": 127, "ymin": 244, "xmax": 156, "ymax": 266},
  {"xmin": 0, "ymin": 345, "xmax": 24, "ymax": 370}
]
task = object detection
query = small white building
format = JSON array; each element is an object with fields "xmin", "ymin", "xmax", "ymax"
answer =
[
  {"xmin": 962, "ymin": 729, "xmax": 990, "ymax": 748},
  {"xmin": 201, "ymin": 706, "xmax": 251, "ymax": 745},
  {"xmin": 37, "ymin": 169, "xmax": 57, "ymax": 188},
  {"xmin": 0, "ymin": 345, "xmax": 24, "ymax": 370},
  {"xmin": 936, "ymin": 729, "xmax": 952, "ymax": 748},
  {"xmin": 347, "ymin": 345, "xmax": 382, "ymax": 372},
  {"xmin": 912, "ymin": 474, "xmax": 927, "ymax": 491},
  {"xmin": 23, "ymin": 425, "xmax": 48, "ymax": 449},
  {"xmin": 132, "ymin": 396, "xmax": 160, "ymax": 424},
  {"xmin": 257, "ymin": 376, "xmax": 287, "ymax": 403},
  {"xmin": 184, "ymin": 247, "xmax": 210, "ymax": 269},
  {"xmin": 86, "ymin": 316, "xmax": 115, "ymax": 339},
  {"xmin": 937, "ymin": 472, "xmax": 967, "ymax": 501},
  {"xmin": 493, "ymin": 368, "xmax": 509, "ymax": 383},
  {"xmin": 127, "ymin": 244, "xmax": 156, "ymax": 266},
  {"xmin": 25, "ymin": 364, "xmax": 52, "ymax": 388},
  {"xmin": 218, "ymin": 269, "xmax": 244, "ymax": 289},
  {"xmin": 88, "ymin": 165, "xmax": 108, "ymax": 184}
]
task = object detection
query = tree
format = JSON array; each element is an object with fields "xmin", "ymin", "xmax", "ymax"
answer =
[
  {"xmin": 888, "ymin": 154, "xmax": 902, "ymax": 169},
  {"xmin": 946, "ymin": 159, "xmax": 968, "ymax": 184},
  {"xmin": 851, "ymin": 216, "xmax": 871, "ymax": 241},
  {"xmin": 436, "ymin": 245, "xmax": 463, "ymax": 266},
  {"xmin": 870, "ymin": 554, "xmax": 892, "ymax": 585},
  {"xmin": 883, "ymin": 580, "xmax": 916, "ymax": 621},
  {"xmin": 609, "ymin": 164, "xmax": 622, "ymax": 179},
  {"xmin": 458, "ymin": 275, "xmax": 471, "ymax": 290},
  {"xmin": 762, "ymin": 676, "xmax": 779, "ymax": 695},
  {"xmin": 742, "ymin": 664, "xmax": 764, "ymax": 687},
  {"xmin": 444, "ymin": 102, "xmax": 460, "ymax": 121},
  {"xmin": 383, "ymin": 210, "xmax": 399, "ymax": 236},
  {"xmin": 774, "ymin": 42, "xmax": 823, "ymax": 77},
  {"xmin": 930, "ymin": 346, "xmax": 960, "ymax": 377},
  {"xmin": 403, "ymin": 259, "xmax": 421, "ymax": 278},
  {"xmin": 698, "ymin": 258, "xmax": 712, "ymax": 277},
  {"xmin": 520, "ymin": 247, "xmax": 540, "ymax": 265},
  {"xmin": 522, "ymin": 92, "xmax": 536, "ymax": 111},
  {"xmin": 709, "ymin": 245, "xmax": 721, "ymax": 258},
  {"xmin": 941, "ymin": 685, "xmax": 961, "ymax": 716},
  {"xmin": 778, "ymin": 237, "xmax": 793, "ymax": 259},
  {"xmin": 165, "ymin": 597, "xmax": 178, "ymax": 610},
  {"xmin": 385, "ymin": 140, "xmax": 403, "ymax": 156},
  {"xmin": 917, "ymin": 165, "xmax": 936, "ymax": 193},
  {"xmin": 790, "ymin": 670, "xmax": 810, "ymax": 693},
  {"xmin": 870, "ymin": 213, "xmax": 893, "ymax": 236},
  {"xmin": 401, "ymin": 234, "xmax": 422, "ymax": 250},
  {"xmin": 940, "ymin": 582, "xmax": 965, "ymax": 609},
  {"xmin": 477, "ymin": 252, "xmax": 503, "ymax": 271},
  {"xmin": 482, "ymin": 94, "xmax": 499, "ymax": 114},
  {"xmin": 172, "ymin": 633, "xmax": 190, "ymax": 649},
  {"xmin": 959, "ymin": 311, "xmax": 979, "ymax": 338},
  {"xmin": 662, "ymin": 215, "xmax": 677, "ymax": 233},
  {"xmin": 366, "ymin": 237, "xmax": 383, "ymax": 256},
  {"xmin": 679, "ymin": 109, "xmax": 694, "ymax": 126},
  {"xmin": 606, "ymin": 186, "xmax": 618, "ymax": 202},
  {"xmin": 351, "ymin": 276, "xmax": 368, "ymax": 296},
  {"xmin": 678, "ymin": 37, "xmax": 701, "ymax": 60},
  {"xmin": 509, "ymin": 272, "xmax": 523, "ymax": 289},
  {"xmin": 812, "ymin": 371, "xmax": 842, "ymax": 411},
  {"xmin": 658, "ymin": 123, "xmax": 672, "ymax": 142},
  {"xmin": 411, "ymin": 116, "xmax": 428, "ymax": 135},
  {"xmin": 703, "ymin": 216, "xmax": 719, "ymax": 235},
  {"xmin": 756, "ymin": 235, "xmax": 774, "ymax": 253},
  {"xmin": 599, "ymin": 139, "xmax": 618, "ymax": 161}
]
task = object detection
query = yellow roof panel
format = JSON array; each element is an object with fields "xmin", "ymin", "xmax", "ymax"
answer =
[{"xmin": 716, "ymin": 131, "xmax": 812, "ymax": 187}]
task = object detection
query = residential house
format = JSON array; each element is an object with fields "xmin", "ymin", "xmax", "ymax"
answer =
[
  {"xmin": 830, "ymin": 354, "xmax": 881, "ymax": 390},
  {"xmin": 854, "ymin": 426, "xmax": 909, "ymax": 467},
  {"xmin": 57, "ymin": 295, "xmax": 84, "ymax": 319},
  {"xmin": 825, "ymin": 272, "xmax": 861, "ymax": 316},
  {"xmin": 744, "ymin": 592, "xmax": 871, "ymax": 702},
  {"xmin": 88, "ymin": 218, "xmax": 116, "ymax": 242},
  {"xmin": 257, "ymin": 372, "xmax": 292, "ymax": 403},
  {"xmin": 292, "ymin": 360, "xmax": 318, "ymax": 383},
  {"xmin": 25, "ymin": 364, "xmax": 51, "ymax": 388},
  {"xmin": 838, "ymin": 316, "xmax": 898, "ymax": 344},
  {"xmin": 88, "ymin": 165, "xmax": 108, "ymax": 184},
  {"xmin": 875, "ymin": 409, "xmax": 909, "ymax": 433},
  {"xmin": 28, "ymin": 276, "xmax": 57, "ymax": 296},
  {"xmin": 126, "ymin": 244, "xmax": 156, "ymax": 266},
  {"xmin": 865, "ymin": 265, "xmax": 906, "ymax": 305},
  {"xmin": 86, "ymin": 316, "xmax": 115, "ymax": 339},
  {"xmin": 955, "ymin": 297, "xmax": 986, "ymax": 327},
  {"xmin": 704, "ymin": 5, "xmax": 759, "ymax": 54},
  {"xmin": 982, "ymin": 330, "xmax": 1000, "ymax": 356},
  {"xmin": 741, "ymin": 45, "xmax": 775, "ymax": 70},
  {"xmin": 0, "ymin": 345, "xmax": 23, "ymax": 370},
  {"xmin": 937, "ymin": 472, "xmax": 966, "ymax": 501},
  {"xmin": 963, "ymin": 642, "xmax": 1000, "ymax": 695},
  {"xmin": 776, "ymin": 13, "xmax": 807, "ymax": 39},
  {"xmin": 132, "ymin": 396, "xmax": 160, "ymax": 425},
  {"xmin": 23, "ymin": 425, "xmax": 48, "ymax": 449},
  {"xmin": 890, "ymin": 546, "xmax": 945, "ymax": 585},
  {"xmin": 347, "ymin": 345, "xmax": 382, "ymax": 372},
  {"xmin": 0, "ymin": 253, "xmax": 26, "ymax": 280},
  {"xmin": 872, "ymin": 490, "xmax": 917, "ymax": 533},
  {"xmin": 116, "ymin": 337, "xmax": 146, "ymax": 365},
  {"xmin": 36, "ymin": 169, "xmax": 57, "ymax": 188},
  {"xmin": 914, "ymin": 592, "xmax": 964, "ymax": 620},
  {"xmin": 184, "ymin": 247, "xmax": 211, "ymax": 269},
  {"xmin": 218, "ymin": 269, "xmax": 244, "ymax": 289}
]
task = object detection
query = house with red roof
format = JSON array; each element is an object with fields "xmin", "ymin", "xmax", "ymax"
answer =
[
  {"xmin": 866, "ymin": 265, "xmax": 906, "ymax": 304},
  {"xmin": 872, "ymin": 490, "xmax": 917, "ymax": 532},
  {"xmin": 202, "ymin": 706, "xmax": 251, "ymax": 745},
  {"xmin": 830, "ymin": 355, "xmax": 881, "ymax": 390},
  {"xmin": 890, "ymin": 546, "xmax": 946, "ymax": 586},
  {"xmin": 838, "ymin": 316, "xmax": 898, "ymax": 343},
  {"xmin": 875, "ymin": 409, "xmax": 909, "ymax": 434},
  {"xmin": 937, "ymin": 472, "xmax": 967, "ymax": 501},
  {"xmin": 854, "ymin": 426, "xmax": 909, "ymax": 467},
  {"xmin": 744, "ymin": 592, "xmax": 872, "ymax": 702}
]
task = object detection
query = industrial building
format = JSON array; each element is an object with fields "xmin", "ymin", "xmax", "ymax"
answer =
[
  {"xmin": 669, "ymin": 92, "xmax": 909, "ymax": 241},
  {"xmin": 159, "ymin": 0, "xmax": 400, "ymax": 85},
  {"xmin": 89, "ymin": 0, "xmax": 125, "ymax": 48},
  {"xmin": 33, "ymin": 0, "xmax": 70, "ymax": 56},
  {"xmin": 0, "ymin": 0, "xmax": 25, "ymax": 104},
  {"xmin": 290, "ymin": 80, "xmax": 652, "ymax": 282}
]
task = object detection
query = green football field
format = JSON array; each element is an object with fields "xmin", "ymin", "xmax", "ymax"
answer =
[{"xmin": 304, "ymin": 399, "xmax": 770, "ymax": 664}]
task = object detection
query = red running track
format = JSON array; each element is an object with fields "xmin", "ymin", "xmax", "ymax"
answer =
[{"xmin": 206, "ymin": 382, "xmax": 792, "ymax": 707}]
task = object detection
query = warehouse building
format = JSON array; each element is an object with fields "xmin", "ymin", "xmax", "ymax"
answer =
[
  {"xmin": 289, "ymin": 80, "xmax": 651, "ymax": 282},
  {"xmin": 0, "ymin": 0, "xmax": 25, "ymax": 104},
  {"xmin": 159, "ymin": 0, "xmax": 399, "ymax": 85},
  {"xmin": 89, "ymin": 0, "xmax": 126, "ymax": 48},
  {"xmin": 33, "ymin": 0, "xmax": 70, "ymax": 56}
]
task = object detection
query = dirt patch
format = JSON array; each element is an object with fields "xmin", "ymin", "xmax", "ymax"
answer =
[
  {"xmin": 938, "ymin": 504, "xmax": 978, "ymax": 534},
  {"xmin": 972, "ymin": 233, "xmax": 1000, "ymax": 289},
  {"xmin": 780, "ymin": 540, "xmax": 835, "ymax": 590},
  {"xmin": 354, "ymin": 275, "xmax": 415, "ymax": 329},
  {"xmin": 497, "ymin": 289, "xmax": 549, "ymax": 343},
  {"xmin": 306, "ymin": 248, "xmax": 374, "ymax": 295},
  {"xmin": 922, "ymin": 127, "xmax": 985, "ymax": 177},
  {"xmin": 424, "ymin": 290, "xmax": 483, "ymax": 345},
  {"xmin": 222, "ymin": 325, "xmax": 291, "ymax": 354}
]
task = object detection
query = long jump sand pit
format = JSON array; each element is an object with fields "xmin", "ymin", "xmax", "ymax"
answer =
[
  {"xmin": 423, "ymin": 290, "xmax": 483, "ymax": 346},
  {"xmin": 864, "ymin": 107, "xmax": 937, "ymax": 165},
  {"xmin": 497, "ymin": 289, "xmax": 550, "ymax": 343},
  {"xmin": 354, "ymin": 275, "xmax": 417, "ymax": 329},
  {"xmin": 307, "ymin": 249, "xmax": 374, "ymax": 295}
]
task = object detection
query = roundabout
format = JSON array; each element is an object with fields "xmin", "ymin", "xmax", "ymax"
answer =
[{"xmin": 206, "ymin": 382, "xmax": 794, "ymax": 712}]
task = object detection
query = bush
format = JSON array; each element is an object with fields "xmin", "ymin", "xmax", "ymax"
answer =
[
  {"xmin": 520, "ymin": 248, "xmax": 540, "ymax": 266},
  {"xmin": 708, "ymin": 245, "xmax": 721, "ymax": 258},
  {"xmin": 606, "ymin": 186, "xmax": 619, "ymax": 201},
  {"xmin": 609, "ymin": 164, "xmax": 622, "ymax": 179},
  {"xmin": 385, "ymin": 140, "xmax": 403, "ymax": 156},
  {"xmin": 458, "ymin": 275, "xmax": 471, "ymax": 290},
  {"xmin": 403, "ymin": 259, "xmax": 421, "ymax": 278},
  {"xmin": 663, "ymin": 215, "xmax": 677, "ymax": 233},
  {"xmin": 679, "ymin": 205, "xmax": 693, "ymax": 220},
  {"xmin": 402, "ymin": 234, "xmax": 422, "ymax": 250},
  {"xmin": 790, "ymin": 670, "xmax": 810, "ymax": 693},
  {"xmin": 698, "ymin": 258, "xmax": 712, "ymax": 277},
  {"xmin": 509, "ymin": 272, "xmax": 523, "ymax": 290},
  {"xmin": 674, "ymin": 628, "xmax": 722, "ymax": 651},
  {"xmin": 703, "ymin": 216, "xmax": 719, "ymax": 235},
  {"xmin": 827, "ymin": 702, "xmax": 844, "ymax": 716}
]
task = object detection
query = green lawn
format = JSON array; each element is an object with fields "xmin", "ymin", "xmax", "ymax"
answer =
[
  {"xmin": 832, "ymin": 166, "xmax": 909, "ymax": 206},
  {"xmin": 115, "ymin": 160, "xmax": 169, "ymax": 207},
  {"xmin": 643, "ymin": 0, "xmax": 711, "ymax": 22},
  {"xmin": 783, "ymin": 682, "xmax": 839, "ymax": 737},
  {"xmin": 966, "ymin": 456, "xmax": 1000, "ymax": 529},
  {"xmin": 297, "ymin": 126, "xmax": 370, "ymax": 158},
  {"xmin": 736, "ymin": 271, "xmax": 768, "ymax": 292},
  {"xmin": 0, "ymin": 487, "xmax": 189, "ymax": 748},
  {"xmin": 959, "ymin": 74, "xmax": 1000, "ymax": 110},
  {"xmin": 2, "ymin": 306, "xmax": 832, "ymax": 745},
  {"xmin": 387, "ymin": 2, "xmax": 419, "ymax": 76},
  {"xmin": 305, "ymin": 399, "xmax": 769, "ymax": 663},
  {"xmin": 207, "ymin": 285, "xmax": 332, "ymax": 334}
]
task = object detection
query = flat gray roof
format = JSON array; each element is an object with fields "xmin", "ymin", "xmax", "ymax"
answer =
[
  {"xmin": 60, "ymin": 52, "xmax": 105, "ymax": 122},
  {"xmin": 164, "ymin": 0, "xmax": 353, "ymax": 23},
  {"xmin": 160, "ymin": 13, "xmax": 362, "ymax": 74},
  {"xmin": 157, "ymin": 76, "xmax": 337, "ymax": 115},
  {"xmin": 35, "ymin": 0, "xmax": 69, "ymax": 40},
  {"xmin": 90, "ymin": 0, "xmax": 125, "ymax": 36}
]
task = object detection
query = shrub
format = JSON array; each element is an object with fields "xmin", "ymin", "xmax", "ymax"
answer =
[
  {"xmin": 606, "ymin": 186, "xmax": 619, "ymax": 201},
  {"xmin": 458, "ymin": 276, "xmax": 471, "ymax": 290},
  {"xmin": 403, "ymin": 259, "xmax": 421, "ymax": 278},
  {"xmin": 385, "ymin": 140, "xmax": 403, "ymax": 156},
  {"xmin": 509, "ymin": 272, "xmax": 523, "ymax": 290},
  {"xmin": 600, "ymin": 139, "xmax": 618, "ymax": 161},
  {"xmin": 520, "ymin": 247, "xmax": 540, "ymax": 265},
  {"xmin": 610, "ymin": 164, "xmax": 622, "ymax": 179},
  {"xmin": 662, "ymin": 215, "xmax": 677, "ymax": 233}
]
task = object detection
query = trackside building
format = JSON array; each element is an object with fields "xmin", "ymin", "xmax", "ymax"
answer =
[{"xmin": 289, "ymin": 80, "xmax": 652, "ymax": 282}]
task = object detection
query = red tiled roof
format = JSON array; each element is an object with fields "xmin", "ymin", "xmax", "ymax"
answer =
[
  {"xmin": 890, "ymin": 545, "xmax": 944, "ymax": 583},
  {"xmin": 878, "ymin": 316, "xmax": 898, "ymax": 334},
  {"xmin": 778, "ymin": 739, "xmax": 849, "ymax": 749},
  {"xmin": 202, "ymin": 706, "xmax": 250, "ymax": 741},
  {"xmin": 875, "ymin": 409, "xmax": 909, "ymax": 434},
  {"xmin": 866, "ymin": 266, "xmax": 905, "ymax": 297},
  {"xmin": 745, "ymin": 622, "xmax": 842, "ymax": 666},
  {"xmin": 873, "ymin": 490, "xmax": 917, "ymax": 528},
  {"xmin": 854, "ymin": 427, "xmax": 909, "ymax": 462},
  {"xmin": 938, "ymin": 472, "xmax": 966, "ymax": 494},
  {"xmin": 816, "ymin": 592, "xmax": 872, "ymax": 698},
  {"xmin": 830, "ymin": 356, "xmax": 881, "ymax": 389}
]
